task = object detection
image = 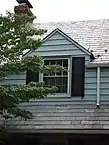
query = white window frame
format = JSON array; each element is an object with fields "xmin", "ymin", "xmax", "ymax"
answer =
[{"xmin": 39, "ymin": 57, "xmax": 71, "ymax": 97}]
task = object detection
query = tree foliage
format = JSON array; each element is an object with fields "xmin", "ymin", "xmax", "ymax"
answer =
[{"xmin": 0, "ymin": 12, "xmax": 65, "ymax": 124}]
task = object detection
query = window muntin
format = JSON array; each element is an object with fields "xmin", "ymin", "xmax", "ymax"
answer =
[{"xmin": 43, "ymin": 59, "xmax": 68, "ymax": 93}]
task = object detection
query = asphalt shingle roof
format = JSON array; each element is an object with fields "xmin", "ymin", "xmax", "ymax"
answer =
[
  {"xmin": 2, "ymin": 103, "xmax": 109, "ymax": 132},
  {"xmin": 34, "ymin": 19, "xmax": 109, "ymax": 63}
]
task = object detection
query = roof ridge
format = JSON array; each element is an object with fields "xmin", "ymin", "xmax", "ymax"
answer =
[{"xmin": 34, "ymin": 19, "xmax": 109, "ymax": 25}]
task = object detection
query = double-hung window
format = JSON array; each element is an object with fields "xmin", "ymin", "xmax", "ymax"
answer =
[
  {"xmin": 26, "ymin": 57, "xmax": 85, "ymax": 97},
  {"xmin": 43, "ymin": 58, "xmax": 69, "ymax": 94}
]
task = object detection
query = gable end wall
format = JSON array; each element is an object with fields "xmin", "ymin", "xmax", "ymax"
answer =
[{"xmin": 0, "ymin": 31, "xmax": 99, "ymax": 103}]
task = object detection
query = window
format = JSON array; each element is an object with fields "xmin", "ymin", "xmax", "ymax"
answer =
[
  {"xmin": 26, "ymin": 57, "xmax": 85, "ymax": 97},
  {"xmin": 43, "ymin": 59, "xmax": 69, "ymax": 94}
]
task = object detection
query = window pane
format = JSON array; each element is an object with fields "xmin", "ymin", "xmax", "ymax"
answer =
[
  {"xmin": 44, "ymin": 60, "xmax": 49, "ymax": 65},
  {"xmin": 57, "ymin": 60, "xmax": 62, "ymax": 65},
  {"xmin": 43, "ymin": 59, "xmax": 68, "ymax": 93},
  {"xmin": 44, "ymin": 60, "xmax": 49, "ymax": 76},
  {"xmin": 56, "ymin": 77, "xmax": 67, "ymax": 93},
  {"xmin": 63, "ymin": 67, "xmax": 68, "ymax": 75},
  {"xmin": 63, "ymin": 59, "xmax": 68, "ymax": 75},
  {"xmin": 50, "ymin": 60, "xmax": 56, "ymax": 65},
  {"xmin": 50, "ymin": 78, "xmax": 55, "ymax": 86},
  {"xmin": 43, "ymin": 77, "xmax": 55, "ymax": 87},
  {"xmin": 43, "ymin": 77, "xmax": 50, "ymax": 86},
  {"xmin": 63, "ymin": 71, "xmax": 68, "ymax": 75},
  {"xmin": 55, "ymin": 77, "xmax": 62, "ymax": 93},
  {"xmin": 56, "ymin": 71, "xmax": 62, "ymax": 76},
  {"xmin": 56, "ymin": 60, "xmax": 62, "ymax": 76},
  {"xmin": 63, "ymin": 59, "xmax": 68, "ymax": 67},
  {"xmin": 62, "ymin": 77, "xmax": 68, "ymax": 93},
  {"xmin": 43, "ymin": 77, "xmax": 68, "ymax": 93}
]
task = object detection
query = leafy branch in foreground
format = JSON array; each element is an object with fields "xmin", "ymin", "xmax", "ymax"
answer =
[{"xmin": 0, "ymin": 12, "xmax": 66, "ymax": 122}]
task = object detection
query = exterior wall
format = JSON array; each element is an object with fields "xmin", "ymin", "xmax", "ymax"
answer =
[
  {"xmin": 0, "ymin": 68, "xmax": 97, "ymax": 103},
  {"xmin": 84, "ymin": 68, "xmax": 97, "ymax": 102},
  {"xmin": 0, "ymin": 32, "xmax": 97, "ymax": 104},
  {"xmin": 2, "ymin": 30, "xmax": 109, "ymax": 131},
  {"xmin": 0, "ymin": 72, "xmax": 26, "ymax": 85},
  {"xmin": 100, "ymin": 68, "xmax": 109, "ymax": 102},
  {"xmin": 27, "ymin": 32, "xmax": 88, "ymax": 57}
]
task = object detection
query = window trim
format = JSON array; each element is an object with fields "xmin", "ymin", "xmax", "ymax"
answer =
[{"xmin": 39, "ymin": 57, "xmax": 71, "ymax": 97}]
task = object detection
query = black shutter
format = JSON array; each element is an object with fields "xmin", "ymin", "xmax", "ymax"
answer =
[
  {"xmin": 71, "ymin": 57, "xmax": 85, "ymax": 97},
  {"xmin": 26, "ymin": 70, "xmax": 39, "ymax": 84}
]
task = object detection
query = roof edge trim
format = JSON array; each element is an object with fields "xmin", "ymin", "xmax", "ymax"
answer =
[
  {"xmin": 9, "ymin": 129, "xmax": 109, "ymax": 134},
  {"xmin": 86, "ymin": 62, "xmax": 109, "ymax": 68}
]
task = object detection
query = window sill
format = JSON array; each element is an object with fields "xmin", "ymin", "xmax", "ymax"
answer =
[
  {"xmin": 29, "ymin": 94, "xmax": 84, "ymax": 102},
  {"xmin": 29, "ymin": 95, "xmax": 84, "ymax": 103},
  {"xmin": 46, "ymin": 93, "xmax": 70, "ymax": 98}
]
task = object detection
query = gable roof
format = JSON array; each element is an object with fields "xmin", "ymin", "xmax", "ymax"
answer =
[
  {"xmin": 43, "ymin": 28, "xmax": 92, "ymax": 56},
  {"xmin": 33, "ymin": 19, "xmax": 109, "ymax": 63}
]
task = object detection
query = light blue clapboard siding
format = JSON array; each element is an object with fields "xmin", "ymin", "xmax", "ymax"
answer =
[
  {"xmin": 0, "ymin": 72, "xmax": 26, "ymax": 85},
  {"xmin": 35, "ymin": 44, "xmax": 78, "ymax": 51},
  {"xmin": 0, "ymin": 68, "xmax": 97, "ymax": 102},
  {"xmin": 47, "ymin": 32, "xmax": 66, "ymax": 40},
  {"xmin": 43, "ymin": 39, "xmax": 72, "ymax": 46},
  {"xmin": 0, "ymin": 31, "xmax": 98, "ymax": 103},
  {"xmin": 0, "ymin": 80, "xmax": 26, "ymax": 85},
  {"xmin": 28, "ymin": 32, "xmax": 86, "ymax": 57},
  {"xmin": 29, "ymin": 50, "xmax": 85, "ymax": 57},
  {"xmin": 5, "ymin": 72, "xmax": 26, "ymax": 80},
  {"xmin": 100, "ymin": 68, "xmax": 109, "ymax": 101}
]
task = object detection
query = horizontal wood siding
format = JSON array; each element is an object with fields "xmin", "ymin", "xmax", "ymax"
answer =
[
  {"xmin": 30, "ymin": 50, "xmax": 85, "ymax": 57},
  {"xmin": 0, "ymin": 68, "xmax": 97, "ymax": 103},
  {"xmin": 28, "ymin": 32, "xmax": 86, "ymax": 57},
  {"xmin": 0, "ymin": 31, "xmax": 98, "ymax": 103},
  {"xmin": 100, "ymin": 68, "xmax": 109, "ymax": 101},
  {"xmin": 47, "ymin": 32, "xmax": 66, "ymax": 40},
  {"xmin": 0, "ymin": 72, "xmax": 26, "ymax": 85}
]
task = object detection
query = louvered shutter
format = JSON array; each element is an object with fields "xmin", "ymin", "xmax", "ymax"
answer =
[
  {"xmin": 71, "ymin": 57, "xmax": 85, "ymax": 97},
  {"xmin": 26, "ymin": 70, "xmax": 39, "ymax": 84}
]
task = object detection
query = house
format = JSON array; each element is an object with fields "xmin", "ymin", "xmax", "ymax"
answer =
[{"xmin": 1, "ymin": 1, "xmax": 109, "ymax": 145}]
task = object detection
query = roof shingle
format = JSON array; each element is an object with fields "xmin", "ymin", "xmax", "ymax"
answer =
[{"xmin": 2, "ymin": 103, "xmax": 109, "ymax": 132}]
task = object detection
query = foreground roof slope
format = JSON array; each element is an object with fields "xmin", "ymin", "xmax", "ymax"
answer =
[
  {"xmin": 4, "ymin": 103, "xmax": 109, "ymax": 132},
  {"xmin": 34, "ymin": 19, "xmax": 109, "ymax": 63}
]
